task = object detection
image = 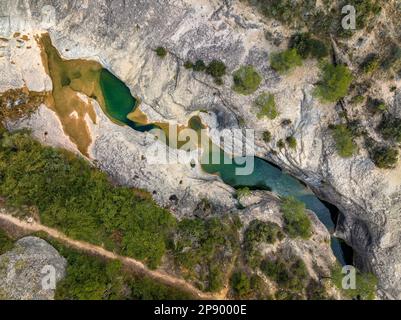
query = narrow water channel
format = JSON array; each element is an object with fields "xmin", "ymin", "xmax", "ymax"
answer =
[{"xmin": 41, "ymin": 35, "xmax": 351, "ymax": 265}]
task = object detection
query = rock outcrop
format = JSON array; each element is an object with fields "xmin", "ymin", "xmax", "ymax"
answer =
[
  {"xmin": 0, "ymin": 237, "xmax": 66, "ymax": 300},
  {"xmin": 1, "ymin": 0, "xmax": 401, "ymax": 298}
]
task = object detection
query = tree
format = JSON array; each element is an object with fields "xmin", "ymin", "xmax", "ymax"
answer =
[
  {"xmin": 155, "ymin": 47, "xmax": 167, "ymax": 58},
  {"xmin": 270, "ymin": 49, "xmax": 302, "ymax": 74},
  {"xmin": 315, "ymin": 63, "xmax": 353, "ymax": 102},
  {"xmin": 289, "ymin": 33, "xmax": 328, "ymax": 59},
  {"xmin": 206, "ymin": 60, "xmax": 227, "ymax": 78},
  {"xmin": 254, "ymin": 93, "xmax": 278, "ymax": 120},
  {"xmin": 230, "ymin": 271, "xmax": 251, "ymax": 298},
  {"xmin": 371, "ymin": 146, "xmax": 399, "ymax": 169},
  {"xmin": 232, "ymin": 66, "xmax": 262, "ymax": 95},
  {"xmin": 286, "ymin": 136, "xmax": 297, "ymax": 150},
  {"xmin": 281, "ymin": 197, "xmax": 312, "ymax": 239},
  {"xmin": 330, "ymin": 124, "xmax": 357, "ymax": 158},
  {"xmin": 379, "ymin": 117, "xmax": 401, "ymax": 142}
]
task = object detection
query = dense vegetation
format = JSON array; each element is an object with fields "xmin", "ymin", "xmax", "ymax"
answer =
[
  {"xmin": 244, "ymin": 0, "xmax": 382, "ymax": 37},
  {"xmin": 330, "ymin": 124, "xmax": 358, "ymax": 158},
  {"xmin": 281, "ymin": 197, "xmax": 312, "ymax": 239},
  {"xmin": 172, "ymin": 216, "xmax": 240, "ymax": 292},
  {"xmin": 289, "ymin": 33, "xmax": 328, "ymax": 60},
  {"xmin": 0, "ymin": 130, "xmax": 176, "ymax": 269},
  {"xmin": 37, "ymin": 235, "xmax": 192, "ymax": 300},
  {"xmin": 185, "ymin": 59, "xmax": 227, "ymax": 85},
  {"xmin": 260, "ymin": 255, "xmax": 309, "ymax": 295},
  {"xmin": 314, "ymin": 63, "xmax": 353, "ymax": 103},
  {"xmin": 371, "ymin": 146, "xmax": 399, "ymax": 169},
  {"xmin": 0, "ymin": 229, "xmax": 13, "ymax": 255},
  {"xmin": 243, "ymin": 220, "xmax": 283, "ymax": 268},
  {"xmin": 270, "ymin": 49, "xmax": 302, "ymax": 74},
  {"xmin": 379, "ymin": 117, "xmax": 401, "ymax": 143},
  {"xmin": 254, "ymin": 93, "xmax": 278, "ymax": 120},
  {"xmin": 232, "ymin": 66, "xmax": 262, "ymax": 95}
]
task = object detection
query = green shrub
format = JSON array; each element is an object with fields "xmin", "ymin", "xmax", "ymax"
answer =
[
  {"xmin": 289, "ymin": 33, "xmax": 328, "ymax": 59},
  {"xmin": 270, "ymin": 49, "xmax": 302, "ymax": 74},
  {"xmin": 155, "ymin": 47, "xmax": 167, "ymax": 58},
  {"xmin": 314, "ymin": 63, "xmax": 353, "ymax": 103},
  {"xmin": 206, "ymin": 60, "xmax": 227, "ymax": 78},
  {"xmin": 232, "ymin": 66, "xmax": 262, "ymax": 95},
  {"xmin": 254, "ymin": 93, "xmax": 278, "ymax": 120},
  {"xmin": 244, "ymin": 220, "xmax": 283, "ymax": 246},
  {"xmin": 379, "ymin": 117, "xmax": 401, "ymax": 142},
  {"xmin": 350, "ymin": 95, "xmax": 365, "ymax": 105},
  {"xmin": 0, "ymin": 131, "xmax": 176, "ymax": 269},
  {"xmin": 330, "ymin": 124, "xmax": 357, "ymax": 158},
  {"xmin": 362, "ymin": 54, "xmax": 380, "ymax": 74},
  {"xmin": 281, "ymin": 197, "xmax": 312, "ymax": 239},
  {"xmin": 237, "ymin": 187, "xmax": 251, "ymax": 199},
  {"xmin": 260, "ymin": 256, "xmax": 309, "ymax": 292},
  {"xmin": 193, "ymin": 60, "xmax": 207, "ymax": 72},
  {"xmin": 0, "ymin": 229, "xmax": 14, "ymax": 255},
  {"xmin": 277, "ymin": 139, "xmax": 285, "ymax": 149},
  {"xmin": 50, "ymin": 239, "xmax": 192, "ymax": 300},
  {"xmin": 262, "ymin": 130, "xmax": 272, "ymax": 143},
  {"xmin": 173, "ymin": 216, "xmax": 240, "ymax": 292},
  {"xmin": 331, "ymin": 264, "xmax": 377, "ymax": 300},
  {"xmin": 371, "ymin": 146, "xmax": 399, "ymax": 169},
  {"xmin": 184, "ymin": 61, "xmax": 194, "ymax": 69},
  {"xmin": 286, "ymin": 136, "xmax": 297, "ymax": 150},
  {"xmin": 230, "ymin": 271, "xmax": 251, "ymax": 298}
]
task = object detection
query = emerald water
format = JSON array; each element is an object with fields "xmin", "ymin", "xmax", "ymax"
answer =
[
  {"xmin": 98, "ymin": 68, "xmax": 349, "ymax": 265},
  {"xmin": 100, "ymin": 69, "xmax": 156, "ymax": 132}
]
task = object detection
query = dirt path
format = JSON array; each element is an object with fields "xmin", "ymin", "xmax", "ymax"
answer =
[{"xmin": 0, "ymin": 212, "xmax": 221, "ymax": 300}]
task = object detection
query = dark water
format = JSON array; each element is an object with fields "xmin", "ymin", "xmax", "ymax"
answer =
[{"xmin": 98, "ymin": 68, "xmax": 350, "ymax": 265}]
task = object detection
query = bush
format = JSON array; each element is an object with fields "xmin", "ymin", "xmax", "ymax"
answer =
[
  {"xmin": 260, "ymin": 255, "xmax": 309, "ymax": 292},
  {"xmin": 230, "ymin": 271, "xmax": 251, "ymax": 298},
  {"xmin": 254, "ymin": 93, "xmax": 278, "ymax": 120},
  {"xmin": 237, "ymin": 187, "xmax": 251, "ymax": 199},
  {"xmin": 193, "ymin": 60, "xmax": 207, "ymax": 72},
  {"xmin": 277, "ymin": 139, "xmax": 285, "ymax": 149},
  {"xmin": 289, "ymin": 33, "xmax": 328, "ymax": 60},
  {"xmin": 173, "ymin": 216, "xmax": 240, "ymax": 292},
  {"xmin": 155, "ymin": 47, "xmax": 167, "ymax": 58},
  {"xmin": 330, "ymin": 124, "xmax": 357, "ymax": 158},
  {"xmin": 379, "ymin": 117, "xmax": 401, "ymax": 142},
  {"xmin": 314, "ymin": 63, "xmax": 353, "ymax": 103},
  {"xmin": 371, "ymin": 146, "xmax": 399, "ymax": 169},
  {"xmin": 184, "ymin": 61, "xmax": 194, "ymax": 69},
  {"xmin": 0, "ymin": 229, "xmax": 14, "ymax": 255},
  {"xmin": 270, "ymin": 49, "xmax": 302, "ymax": 74},
  {"xmin": 0, "ymin": 131, "xmax": 176, "ymax": 269},
  {"xmin": 286, "ymin": 136, "xmax": 297, "ymax": 150},
  {"xmin": 281, "ymin": 197, "xmax": 312, "ymax": 239},
  {"xmin": 262, "ymin": 130, "xmax": 272, "ymax": 143},
  {"xmin": 206, "ymin": 60, "xmax": 227, "ymax": 78},
  {"xmin": 244, "ymin": 220, "xmax": 283, "ymax": 246},
  {"xmin": 50, "ymin": 239, "xmax": 192, "ymax": 300},
  {"xmin": 232, "ymin": 66, "xmax": 262, "ymax": 95},
  {"xmin": 362, "ymin": 54, "xmax": 380, "ymax": 74}
]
